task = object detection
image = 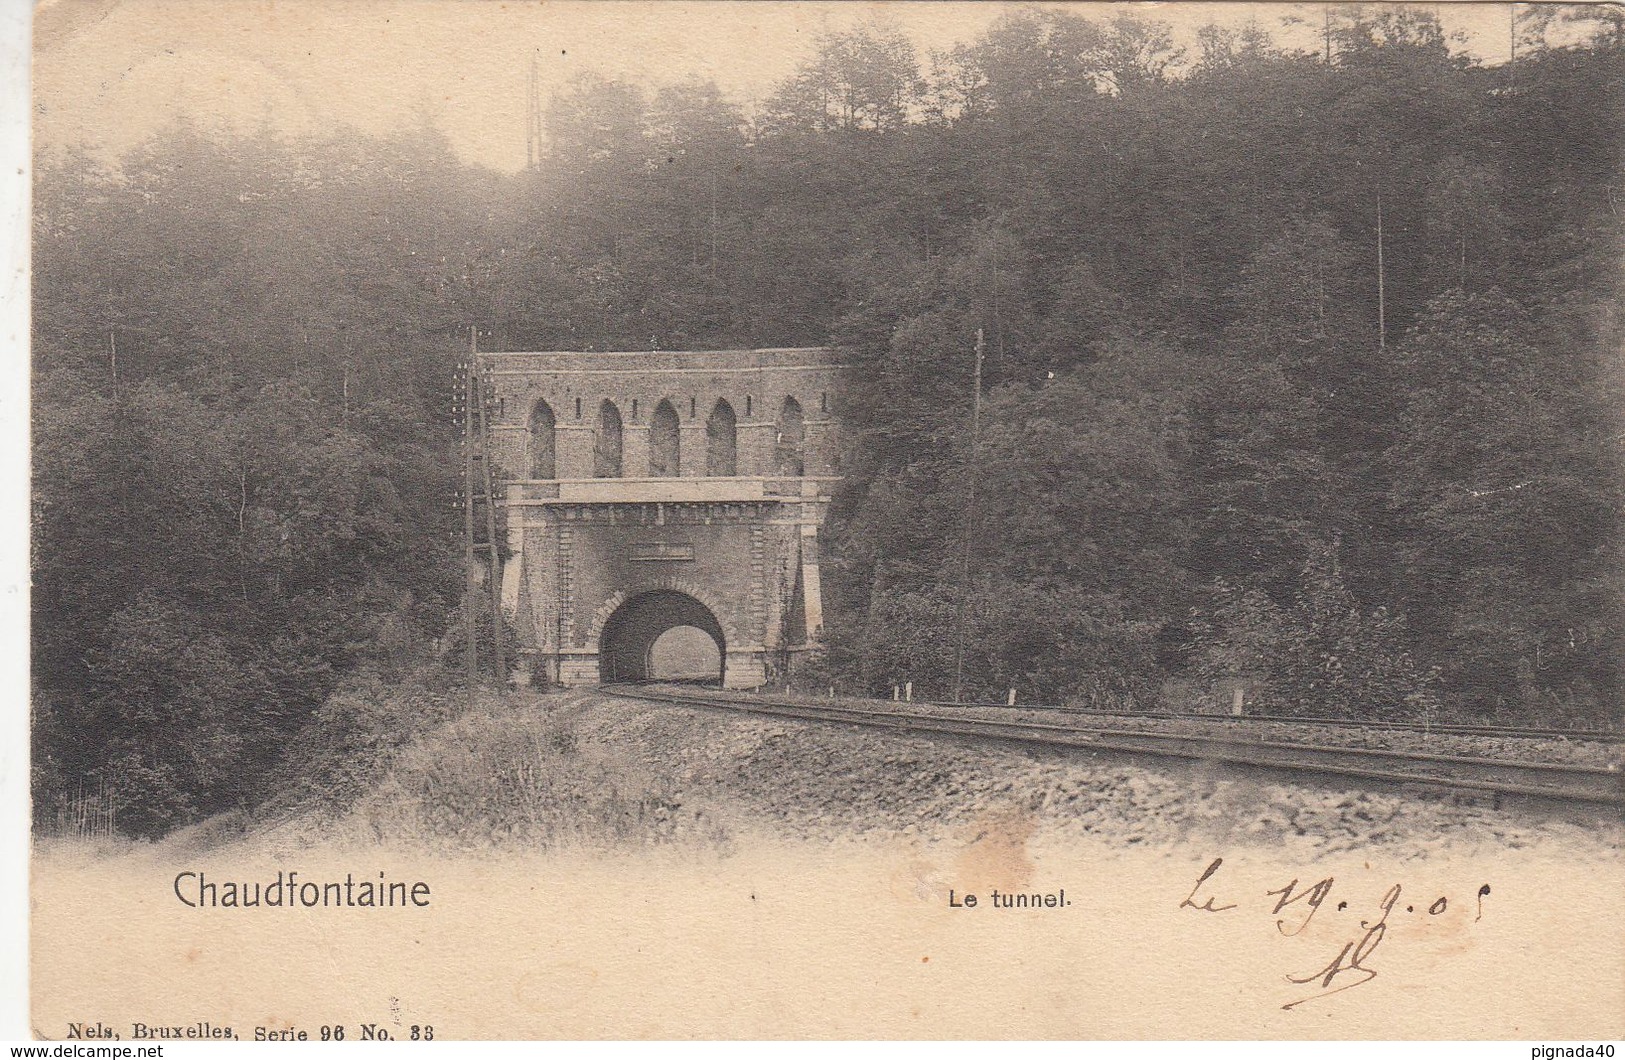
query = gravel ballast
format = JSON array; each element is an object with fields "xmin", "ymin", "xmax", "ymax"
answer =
[{"xmin": 316, "ymin": 689, "xmax": 1625, "ymax": 858}]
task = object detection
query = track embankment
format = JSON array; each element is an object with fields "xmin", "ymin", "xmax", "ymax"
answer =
[
  {"xmin": 607, "ymin": 685, "xmax": 1624, "ymax": 805},
  {"xmin": 278, "ymin": 688, "xmax": 1622, "ymax": 858}
]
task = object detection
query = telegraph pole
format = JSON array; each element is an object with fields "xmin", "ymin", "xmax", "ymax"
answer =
[
  {"xmin": 461, "ymin": 331, "xmax": 479, "ymax": 698},
  {"xmin": 710, "ymin": 155, "xmax": 720, "ymax": 281},
  {"xmin": 473, "ymin": 333, "xmax": 507, "ymax": 687},
  {"xmin": 525, "ymin": 50, "xmax": 544, "ymax": 171},
  {"xmin": 1377, "ymin": 192, "xmax": 1387, "ymax": 351},
  {"xmin": 951, "ymin": 328, "xmax": 986, "ymax": 705}
]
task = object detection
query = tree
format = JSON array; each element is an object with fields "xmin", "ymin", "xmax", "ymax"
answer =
[
  {"xmin": 33, "ymin": 126, "xmax": 465, "ymax": 835},
  {"xmin": 930, "ymin": 9, "xmax": 1105, "ymax": 121},
  {"xmin": 1383, "ymin": 290, "xmax": 1621, "ymax": 719},
  {"xmin": 761, "ymin": 20, "xmax": 924, "ymax": 134},
  {"xmin": 1193, "ymin": 542, "xmax": 1439, "ymax": 720}
]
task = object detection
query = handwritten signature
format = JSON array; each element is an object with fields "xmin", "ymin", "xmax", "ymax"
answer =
[{"xmin": 1181, "ymin": 857, "xmax": 1491, "ymax": 1010}]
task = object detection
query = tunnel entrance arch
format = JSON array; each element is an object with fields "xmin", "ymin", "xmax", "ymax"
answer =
[{"xmin": 598, "ymin": 589, "xmax": 726, "ymax": 684}]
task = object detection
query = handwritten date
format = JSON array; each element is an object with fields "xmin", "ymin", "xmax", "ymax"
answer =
[{"xmin": 1180, "ymin": 857, "xmax": 1491, "ymax": 1010}]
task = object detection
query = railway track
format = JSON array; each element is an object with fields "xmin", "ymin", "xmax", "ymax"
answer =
[
  {"xmin": 603, "ymin": 685, "xmax": 1625, "ymax": 807},
  {"xmin": 920, "ymin": 699, "xmax": 1625, "ymax": 744}
]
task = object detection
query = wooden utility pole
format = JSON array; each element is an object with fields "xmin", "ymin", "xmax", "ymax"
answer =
[
  {"xmin": 1377, "ymin": 192, "xmax": 1388, "ymax": 352},
  {"xmin": 461, "ymin": 333, "xmax": 478, "ymax": 699},
  {"xmin": 951, "ymin": 328, "xmax": 986, "ymax": 705},
  {"xmin": 525, "ymin": 50, "xmax": 544, "ymax": 171},
  {"xmin": 710, "ymin": 156, "xmax": 720, "ymax": 281},
  {"xmin": 991, "ymin": 239, "xmax": 1005, "ymax": 369},
  {"xmin": 473, "ymin": 332, "xmax": 507, "ymax": 687}
]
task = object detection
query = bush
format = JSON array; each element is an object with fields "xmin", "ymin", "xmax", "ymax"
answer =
[
  {"xmin": 1192, "ymin": 543, "xmax": 1440, "ymax": 720},
  {"xmin": 262, "ymin": 671, "xmax": 462, "ymax": 822}
]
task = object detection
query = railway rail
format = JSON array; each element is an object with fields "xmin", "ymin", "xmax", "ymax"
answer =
[
  {"xmin": 920, "ymin": 698, "xmax": 1625, "ymax": 744},
  {"xmin": 603, "ymin": 684, "xmax": 1625, "ymax": 807}
]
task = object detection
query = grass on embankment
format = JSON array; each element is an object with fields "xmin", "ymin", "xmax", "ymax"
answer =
[{"xmin": 270, "ymin": 686, "xmax": 728, "ymax": 852}]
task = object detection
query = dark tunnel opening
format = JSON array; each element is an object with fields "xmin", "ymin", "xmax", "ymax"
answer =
[{"xmin": 598, "ymin": 590, "xmax": 726, "ymax": 685}]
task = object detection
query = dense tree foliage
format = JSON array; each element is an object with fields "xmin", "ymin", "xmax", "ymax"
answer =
[
  {"xmin": 32, "ymin": 128, "xmax": 487, "ymax": 834},
  {"xmin": 34, "ymin": 6, "xmax": 1624, "ymax": 835}
]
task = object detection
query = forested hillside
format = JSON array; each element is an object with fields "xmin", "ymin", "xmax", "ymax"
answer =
[{"xmin": 33, "ymin": 5, "xmax": 1624, "ymax": 836}]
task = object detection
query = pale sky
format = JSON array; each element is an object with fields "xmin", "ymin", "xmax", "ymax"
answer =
[{"xmin": 33, "ymin": 0, "xmax": 1527, "ymax": 174}]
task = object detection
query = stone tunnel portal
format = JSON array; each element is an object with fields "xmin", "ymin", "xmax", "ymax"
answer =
[
  {"xmin": 599, "ymin": 590, "xmax": 727, "ymax": 685},
  {"xmin": 481, "ymin": 346, "xmax": 843, "ymax": 688}
]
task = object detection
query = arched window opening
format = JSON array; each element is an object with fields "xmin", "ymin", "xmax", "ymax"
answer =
[
  {"xmin": 529, "ymin": 399, "xmax": 557, "ymax": 479},
  {"xmin": 631, "ymin": 398, "xmax": 639, "ymax": 419},
  {"xmin": 745, "ymin": 395, "xmax": 753, "ymax": 417},
  {"xmin": 706, "ymin": 399, "xmax": 738, "ymax": 477},
  {"xmin": 594, "ymin": 400, "xmax": 623, "ymax": 478},
  {"xmin": 650, "ymin": 399, "xmax": 681, "ymax": 477},
  {"xmin": 575, "ymin": 397, "xmax": 582, "ymax": 419},
  {"xmin": 776, "ymin": 396, "xmax": 806, "ymax": 477},
  {"xmin": 690, "ymin": 396, "xmax": 697, "ymax": 418}
]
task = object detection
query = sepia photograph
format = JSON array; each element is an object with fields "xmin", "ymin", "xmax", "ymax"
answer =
[{"xmin": 23, "ymin": 0, "xmax": 1625, "ymax": 1041}]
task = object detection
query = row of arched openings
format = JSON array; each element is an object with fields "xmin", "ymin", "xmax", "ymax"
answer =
[{"xmin": 528, "ymin": 397, "xmax": 807, "ymax": 479}]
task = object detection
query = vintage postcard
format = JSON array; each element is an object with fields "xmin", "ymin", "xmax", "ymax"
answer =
[{"xmin": 25, "ymin": 0, "xmax": 1624, "ymax": 1042}]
